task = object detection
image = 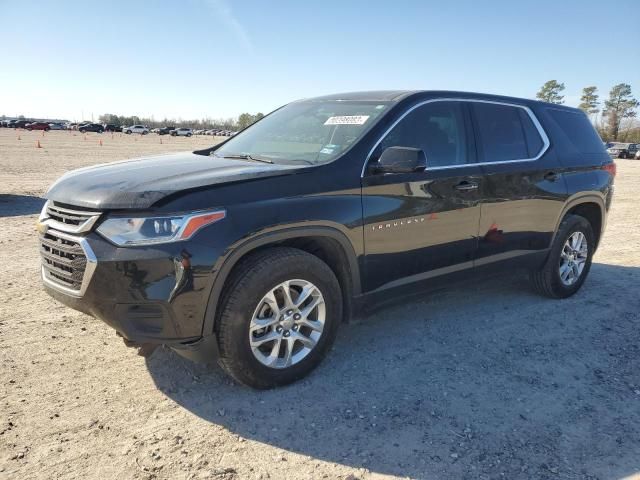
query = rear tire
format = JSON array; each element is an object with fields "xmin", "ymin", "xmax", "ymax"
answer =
[
  {"xmin": 529, "ymin": 214, "xmax": 595, "ymax": 298},
  {"xmin": 216, "ymin": 247, "xmax": 342, "ymax": 389}
]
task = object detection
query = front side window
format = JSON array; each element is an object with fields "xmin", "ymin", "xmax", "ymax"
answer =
[
  {"xmin": 472, "ymin": 103, "xmax": 543, "ymax": 162},
  {"xmin": 375, "ymin": 101, "xmax": 468, "ymax": 168},
  {"xmin": 214, "ymin": 101, "xmax": 389, "ymax": 165}
]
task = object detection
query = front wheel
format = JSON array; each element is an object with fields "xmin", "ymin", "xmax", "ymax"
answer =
[
  {"xmin": 530, "ymin": 214, "xmax": 595, "ymax": 298},
  {"xmin": 216, "ymin": 247, "xmax": 342, "ymax": 389},
  {"xmin": 186, "ymin": 133, "xmax": 192, "ymax": 137}
]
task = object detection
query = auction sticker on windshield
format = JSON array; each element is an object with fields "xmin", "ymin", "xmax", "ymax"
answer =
[{"xmin": 324, "ymin": 115, "xmax": 370, "ymax": 125}]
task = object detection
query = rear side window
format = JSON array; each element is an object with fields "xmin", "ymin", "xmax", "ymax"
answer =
[
  {"xmin": 472, "ymin": 103, "xmax": 544, "ymax": 162},
  {"xmin": 546, "ymin": 108, "xmax": 604, "ymax": 154},
  {"xmin": 377, "ymin": 101, "xmax": 468, "ymax": 167}
]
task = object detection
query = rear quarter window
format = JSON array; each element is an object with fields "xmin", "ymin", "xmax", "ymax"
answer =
[{"xmin": 545, "ymin": 108, "xmax": 604, "ymax": 154}]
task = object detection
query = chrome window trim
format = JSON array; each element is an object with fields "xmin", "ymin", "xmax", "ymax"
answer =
[
  {"xmin": 361, "ymin": 97, "xmax": 551, "ymax": 177},
  {"xmin": 39, "ymin": 200, "xmax": 102, "ymax": 234},
  {"xmin": 40, "ymin": 228, "xmax": 97, "ymax": 298}
]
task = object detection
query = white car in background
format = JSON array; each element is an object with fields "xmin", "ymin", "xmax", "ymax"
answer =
[
  {"xmin": 170, "ymin": 128, "xmax": 193, "ymax": 137},
  {"xmin": 48, "ymin": 123, "xmax": 66, "ymax": 130},
  {"xmin": 123, "ymin": 125, "xmax": 149, "ymax": 135}
]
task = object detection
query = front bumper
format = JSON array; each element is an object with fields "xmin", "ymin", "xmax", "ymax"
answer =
[{"xmin": 40, "ymin": 227, "xmax": 224, "ymax": 362}]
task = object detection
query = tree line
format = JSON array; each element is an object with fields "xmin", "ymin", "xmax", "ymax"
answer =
[
  {"xmin": 96, "ymin": 111, "xmax": 266, "ymax": 131},
  {"xmin": 536, "ymin": 80, "xmax": 639, "ymax": 142}
]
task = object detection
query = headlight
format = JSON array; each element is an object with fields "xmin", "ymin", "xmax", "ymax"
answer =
[{"xmin": 96, "ymin": 209, "xmax": 225, "ymax": 246}]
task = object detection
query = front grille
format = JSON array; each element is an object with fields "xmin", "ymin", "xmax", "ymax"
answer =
[
  {"xmin": 43, "ymin": 202, "xmax": 102, "ymax": 233},
  {"xmin": 40, "ymin": 230, "xmax": 88, "ymax": 292}
]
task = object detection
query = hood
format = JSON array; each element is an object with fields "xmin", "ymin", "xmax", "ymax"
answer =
[{"xmin": 45, "ymin": 151, "xmax": 307, "ymax": 209}]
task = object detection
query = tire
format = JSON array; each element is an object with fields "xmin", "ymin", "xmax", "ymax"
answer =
[
  {"xmin": 45, "ymin": 127, "xmax": 50, "ymax": 132},
  {"xmin": 79, "ymin": 129, "xmax": 85, "ymax": 133},
  {"xmin": 125, "ymin": 130, "xmax": 131, "ymax": 134},
  {"xmin": 530, "ymin": 214, "xmax": 595, "ymax": 298},
  {"xmin": 142, "ymin": 131, "xmax": 148, "ymax": 135},
  {"xmin": 216, "ymin": 247, "xmax": 343, "ymax": 389},
  {"xmin": 186, "ymin": 133, "xmax": 192, "ymax": 137}
]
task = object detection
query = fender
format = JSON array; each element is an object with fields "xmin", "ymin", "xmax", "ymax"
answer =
[
  {"xmin": 551, "ymin": 192, "xmax": 606, "ymax": 245},
  {"xmin": 200, "ymin": 225, "xmax": 362, "ymax": 337}
]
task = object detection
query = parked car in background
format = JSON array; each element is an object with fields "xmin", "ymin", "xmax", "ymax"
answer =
[
  {"xmin": 13, "ymin": 120, "xmax": 32, "ymax": 129},
  {"xmin": 157, "ymin": 126, "xmax": 176, "ymax": 135},
  {"xmin": 170, "ymin": 127, "xmax": 193, "ymax": 137},
  {"xmin": 79, "ymin": 123, "xmax": 105, "ymax": 133},
  {"xmin": 48, "ymin": 123, "xmax": 66, "ymax": 130},
  {"xmin": 103, "ymin": 124, "xmax": 120, "ymax": 132},
  {"xmin": 607, "ymin": 143, "xmax": 638, "ymax": 159},
  {"xmin": 26, "ymin": 122, "xmax": 51, "ymax": 131},
  {"xmin": 635, "ymin": 149, "xmax": 640, "ymax": 160},
  {"xmin": 38, "ymin": 90, "xmax": 615, "ymax": 388},
  {"xmin": 123, "ymin": 125, "xmax": 149, "ymax": 135}
]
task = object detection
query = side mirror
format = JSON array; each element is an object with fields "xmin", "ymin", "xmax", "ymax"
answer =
[{"xmin": 373, "ymin": 146, "xmax": 427, "ymax": 174}]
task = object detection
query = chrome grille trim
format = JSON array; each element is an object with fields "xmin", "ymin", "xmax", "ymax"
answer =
[
  {"xmin": 40, "ymin": 228, "xmax": 97, "ymax": 297},
  {"xmin": 40, "ymin": 201, "xmax": 102, "ymax": 234}
]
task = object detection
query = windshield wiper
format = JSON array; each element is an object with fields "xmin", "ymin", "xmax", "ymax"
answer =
[{"xmin": 215, "ymin": 153, "xmax": 273, "ymax": 164}]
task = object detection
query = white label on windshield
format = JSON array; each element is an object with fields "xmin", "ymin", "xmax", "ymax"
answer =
[{"xmin": 324, "ymin": 115, "xmax": 370, "ymax": 125}]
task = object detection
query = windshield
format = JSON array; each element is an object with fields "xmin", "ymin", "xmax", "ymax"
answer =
[{"xmin": 213, "ymin": 101, "xmax": 389, "ymax": 164}]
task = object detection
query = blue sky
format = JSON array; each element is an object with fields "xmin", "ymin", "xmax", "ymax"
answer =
[{"xmin": 1, "ymin": 0, "xmax": 638, "ymax": 121}]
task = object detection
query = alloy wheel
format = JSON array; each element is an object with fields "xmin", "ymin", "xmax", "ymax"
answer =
[
  {"xmin": 249, "ymin": 279, "xmax": 325, "ymax": 369},
  {"xmin": 559, "ymin": 231, "xmax": 588, "ymax": 286}
]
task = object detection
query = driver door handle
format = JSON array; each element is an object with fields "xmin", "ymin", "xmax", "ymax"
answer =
[{"xmin": 454, "ymin": 181, "xmax": 478, "ymax": 191}]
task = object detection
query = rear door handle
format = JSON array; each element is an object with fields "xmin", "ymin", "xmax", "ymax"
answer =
[
  {"xmin": 455, "ymin": 181, "xmax": 478, "ymax": 191},
  {"xmin": 544, "ymin": 172, "xmax": 559, "ymax": 181}
]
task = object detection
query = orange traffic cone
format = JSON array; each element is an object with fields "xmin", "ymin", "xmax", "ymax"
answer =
[
  {"xmin": 36, "ymin": 140, "xmax": 42, "ymax": 148},
  {"xmin": 42, "ymin": 130, "xmax": 45, "ymax": 137},
  {"xmin": 99, "ymin": 139, "xmax": 103, "ymax": 146},
  {"xmin": 17, "ymin": 135, "xmax": 21, "ymax": 140},
  {"xmin": 160, "ymin": 138, "xmax": 163, "ymax": 144}
]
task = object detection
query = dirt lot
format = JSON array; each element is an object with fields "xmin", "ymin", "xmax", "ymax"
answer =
[{"xmin": 1, "ymin": 128, "xmax": 639, "ymax": 480}]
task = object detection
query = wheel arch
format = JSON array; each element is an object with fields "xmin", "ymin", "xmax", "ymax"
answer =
[
  {"xmin": 201, "ymin": 226, "xmax": 361, "ymax": 337},
  {"xmin": 554, "ymin": 194, "xmax": 606, "ymax": 249}
]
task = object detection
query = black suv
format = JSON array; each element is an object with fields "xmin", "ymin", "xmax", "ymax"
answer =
[
  {"xmin": 39, "ymin": 91, "xmax": 615, "ymax": 388},
  {"xmin": 157, "ymin": 126, "xmax": 176, "ymax": 135},
  {"xmin": 78, "ymin": 123, "xmax": 104, "ymax": 133}
]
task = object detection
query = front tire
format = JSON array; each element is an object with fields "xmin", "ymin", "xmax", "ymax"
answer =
[
  {"xmin": 530, "ymin": 214, "xmax": 595, "ymax": 298},
  {"xmin": 216, "ymin": 247, "xmax": 342, "ymax": 389}
]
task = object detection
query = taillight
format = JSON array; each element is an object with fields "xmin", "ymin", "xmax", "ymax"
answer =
[{"xmin": 602, "ymin": 162, "xmax": 616, "ymax": 177}]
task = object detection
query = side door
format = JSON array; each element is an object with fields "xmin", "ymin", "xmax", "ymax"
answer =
[
  {"xmin": 361, "ymin": 100, "xmax": 484, "ymax": 293},
  {"xmin": 469, "ymin": 101, "xmax": 568, "ymax": 268}
]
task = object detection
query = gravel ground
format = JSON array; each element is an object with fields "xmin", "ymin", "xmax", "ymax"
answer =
[{"xmin": 1, "ymin": 129, "xmax": 639, "ymax": 480}]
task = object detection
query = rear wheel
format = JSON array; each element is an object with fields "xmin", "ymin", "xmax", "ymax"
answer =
[
  {"xmin": 530, "ymin": 214, "xmax": 595, "ymax": 298},
  {"xmin": 216, "ymin": 247, "xmax": 342, "ymax": 389}
]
